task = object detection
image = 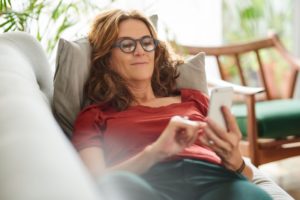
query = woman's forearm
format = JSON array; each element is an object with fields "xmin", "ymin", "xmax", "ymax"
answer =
[
  {"xmin": 103, "ymin": 145, "xmax": 164, "ymax": 176},
  {"xmin": 80, "ymin": 145, "xmax": 163, "ymax": 178}
]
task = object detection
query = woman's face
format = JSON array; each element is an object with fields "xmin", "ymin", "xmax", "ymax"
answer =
[{"xmin": 110, "ymin": 19, "xmax": 155, "ymax": 85}]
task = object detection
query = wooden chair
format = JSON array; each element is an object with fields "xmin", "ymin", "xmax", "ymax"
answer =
[{"xmin": 177, "ymin": 33, "xmax": 300, "ymax": 166}]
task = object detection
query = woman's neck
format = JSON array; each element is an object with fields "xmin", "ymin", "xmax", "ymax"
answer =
[{"xmin": 127, "ymin": 83, "xmax": 156, "ymax": 105}]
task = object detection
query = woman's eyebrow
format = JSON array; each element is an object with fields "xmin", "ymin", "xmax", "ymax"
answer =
[{"xmin": 117, "ymin": 35, "xmax": 151, "ymax": 40}]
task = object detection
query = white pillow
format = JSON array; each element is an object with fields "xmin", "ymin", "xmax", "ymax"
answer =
[{"xmin": 176, "ymin": 53, "xmax": 208, "ymax": 94}]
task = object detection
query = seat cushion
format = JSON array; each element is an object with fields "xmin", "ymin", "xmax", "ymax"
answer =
[{"xmin": 232, "ymin": 99, "xmax": 300, "ymax": 138}]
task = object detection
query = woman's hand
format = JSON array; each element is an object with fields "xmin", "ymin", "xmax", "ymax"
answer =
[
  {"xmin": 149, "ymin": 116, "xmax": 205, "ymax": 161},
  {"xmin": 199, "ymin": 106, "xmax": 244, "ymax": 171}
]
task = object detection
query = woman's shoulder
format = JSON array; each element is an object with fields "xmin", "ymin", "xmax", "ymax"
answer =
[
  {"xmin": 74, "ymin": 103, "xmax": 108, "ymax": 124},
  {"xmin": 79, "ymin": 103, "xmax": 102, "ymax": 115},
  {"xmin": 180, "ymin": 88, "xmax": 209, "ymax": 115},
  {"xmin": 180, "ymin": 88, "xmax": 209, "ymax": 101}
]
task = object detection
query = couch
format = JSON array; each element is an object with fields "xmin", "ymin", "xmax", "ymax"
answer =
[{"xmin": 0, "ymin": 31, "xmax": 294, "ymax": 200}]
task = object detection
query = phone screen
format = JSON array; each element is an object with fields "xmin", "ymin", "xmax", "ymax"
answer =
[{"xmin": 208, "ymin": 87, "xmax": 233, "ymax": 130}]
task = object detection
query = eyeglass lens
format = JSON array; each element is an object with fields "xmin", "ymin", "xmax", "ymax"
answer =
[{"xmin": 118, "ymin": 36, "xmax": 157, "ymax": 53}]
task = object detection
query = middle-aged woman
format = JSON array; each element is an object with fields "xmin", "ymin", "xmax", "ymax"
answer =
[{"xmin": 72, "ymin": 9, "xmax": 272, "ymax": 200}]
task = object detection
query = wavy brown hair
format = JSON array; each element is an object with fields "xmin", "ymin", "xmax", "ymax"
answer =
[{"xmin": 85, "ymin": 9, "xmax": 183, "ymax": 111}]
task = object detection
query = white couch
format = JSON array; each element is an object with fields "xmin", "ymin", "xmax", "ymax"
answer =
[
  {"xmin": 0, "ymin": 32, "xmax": 101, "ymax": 200},
  {"xmin": 0, "ymin": 32, "xmax": 294, "ymax": 200}
]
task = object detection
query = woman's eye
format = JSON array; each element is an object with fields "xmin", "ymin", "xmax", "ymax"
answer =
[
  {"xmin": 142, "ymin": 39, "xmax": 154, "ymax": 47},
  {"xmin": 121, "ymin": 41, "xmax": 135, "ymax": 49},
  {"xmin": 143, "ymin": 41, "xmax": 152, "ymax": 46}
]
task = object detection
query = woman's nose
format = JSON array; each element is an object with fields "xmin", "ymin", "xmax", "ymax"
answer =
[{"xmin": 133, "ymin": 42, "xmax": 145, "ymax": 56}]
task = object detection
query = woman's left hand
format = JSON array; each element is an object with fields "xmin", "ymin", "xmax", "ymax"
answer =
[{"xmin": 199, "ymin": 106, "xmax": 244, "ymax": 171}]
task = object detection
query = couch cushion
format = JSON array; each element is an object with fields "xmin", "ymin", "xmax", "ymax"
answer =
[
  {"xmin": 0, "ymin": 32, "xmax": 53, "ymax": 104},
  {"xmin": 232, "ymin": 99, "xmax": 300, "ymax": 138},
  {"xmin": 0, "ymin": 32, "xmax": 100, "ymax": 200},
  {"xmin": 245, "ymin": 158, "xmax": 294, "ymax": 200}
]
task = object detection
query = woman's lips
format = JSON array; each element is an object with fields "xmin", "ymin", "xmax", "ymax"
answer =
[{"xmin": 131, "ymin": 62, "xmax": 148, "ymax": 65}]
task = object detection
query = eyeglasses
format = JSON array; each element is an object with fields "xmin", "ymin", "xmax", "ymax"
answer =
[{"xmin": 112, "ymin": 36, "xmax": 159, "ymax": 53}]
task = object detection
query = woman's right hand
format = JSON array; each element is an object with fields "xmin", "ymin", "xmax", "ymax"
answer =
[{"xmin": 148, "ymin": 116, "xmax": 205, "ymax": 161}]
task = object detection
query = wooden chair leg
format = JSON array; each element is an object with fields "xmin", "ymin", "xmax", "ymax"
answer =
[{"xmin": 246, "ymin": 95, "xmax": 260, "ymax": 166}]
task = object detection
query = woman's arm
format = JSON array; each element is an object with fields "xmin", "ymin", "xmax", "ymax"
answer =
[
  {"xmin": 79, "ymin": 116, "xmax": 205, "ymax": 178},
  {"xmin": 79, "ymin": 145, "xmax": 160, "ymax": 177}
]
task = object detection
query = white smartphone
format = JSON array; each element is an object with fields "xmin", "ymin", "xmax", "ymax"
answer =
[{"xmin": 208, "ymin": 87, "xmax": 234, "ymax": 130}]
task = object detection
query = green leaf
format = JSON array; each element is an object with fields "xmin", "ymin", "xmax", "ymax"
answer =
[
  {"xmin": 0, "ymin": 16, "xmax": 12, "ymax": 27},
  {"xmin": 3, "ymin": 0, "xmax": 7, "ymax": 11},
  {"xmin": 57, "ymin": 22, "xmax": 72, "ymax": 37},
  {"xmin": 17, "ymin": 15, "xmax": 25, "ymax": 31},
  {"xmin": 241, "ymin": 6, "xmax": 262, "ymax": 20},
  {"xmin": 51, "ymin": 0, "xmax": 63, "ymax": 21},
  {"xmin": 47, "ymin": 39, "xmax": 52, "ymax": 52},
  {"xmin": 4, "ymin": 20, "xmax": 14, "ymax": 32},
  {"xmin": 36, "ymin": 2, "xmax": 44, "ymax": 15},
  {"xmin": 67, "ymin": 3, "xmax": 80, "ymax": 14},
  {"xmin": 28, "ymin": 0, "xmax": 38, "ymax": 11},
  {"xmin": 36, "ymin": 28, "xmax": 41, "ymax": 41}
]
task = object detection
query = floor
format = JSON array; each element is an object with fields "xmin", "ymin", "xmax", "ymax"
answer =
[{"xmin": 259, "ymin": 156, "xmax": 300, "ymax": 200}]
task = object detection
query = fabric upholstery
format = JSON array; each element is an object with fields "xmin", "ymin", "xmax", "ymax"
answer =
[
  {"xmin": 245, "ymin": 158, "xmax": 294, "ymax": 200},
  {"xmin": 0, "ymin": 32, "xmax": 100, "ymax": 200},
  {"xmin": 232, "ymin": 100, "xmax": 300, "ymax": 138}
]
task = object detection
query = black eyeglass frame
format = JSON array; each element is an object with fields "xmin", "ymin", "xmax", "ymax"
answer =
[{"xmin": 112, "ymin": 35, "xmax": 159, "ymax": 53}]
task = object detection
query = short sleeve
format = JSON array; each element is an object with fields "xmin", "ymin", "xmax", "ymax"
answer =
[
  {"xmin": 71, "ymin": 105, "xmax": 104, "ymax": 151},
  {"xmin": 181, "ymin": 88, "xmax": 209, "ymax": 116}
]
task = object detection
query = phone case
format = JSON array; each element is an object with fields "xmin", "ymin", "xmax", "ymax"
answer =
[{"xmin": 208, "ymin": 87, "xmax": 233, "ymax": 130}]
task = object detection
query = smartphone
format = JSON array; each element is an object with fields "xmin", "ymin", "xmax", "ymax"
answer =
[{"xmin": 208, "ymin": 87, "xmax": 233, "ymax": 130}]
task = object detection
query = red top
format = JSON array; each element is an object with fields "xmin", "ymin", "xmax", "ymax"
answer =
[{"xmin": 72, "ymin": 88, "xmax": 221, "ymax": 167}]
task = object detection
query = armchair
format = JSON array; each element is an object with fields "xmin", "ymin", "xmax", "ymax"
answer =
[
  {"xmin": 178, "ymin": 33, "xmax": 300, "ymax": 166},
  {"xmin": 0, "ymin": 31, "xmax": 294, "ymax": 200}
]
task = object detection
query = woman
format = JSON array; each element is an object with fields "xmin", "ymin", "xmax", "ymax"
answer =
[{"xmin": 72, "ymin": 9, "xmax": 272, "ymax": 200}]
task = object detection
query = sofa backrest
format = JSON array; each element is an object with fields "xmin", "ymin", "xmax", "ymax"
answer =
[
  {"xmin": 0, "ymin": 31, "xmax": 53, "ymax": 104},
  {"xmin": 0, "ymin": 32, "xmax": 100, "ymax": 200}
]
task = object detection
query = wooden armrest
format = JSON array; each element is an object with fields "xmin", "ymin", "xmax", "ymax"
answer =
[
  {"xmin": 207, "ymin": 78, "xmax": 265, "ymax": 95},
  {"xmin": 270, "ymin": 33, "xmax": 300, "ymax": 71}
]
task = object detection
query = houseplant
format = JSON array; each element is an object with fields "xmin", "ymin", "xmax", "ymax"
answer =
[{"xmin": 0, "ymin": 0, "xmax": 112, "ymax": 58}]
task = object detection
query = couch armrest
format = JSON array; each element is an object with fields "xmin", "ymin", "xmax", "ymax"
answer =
[
  {"xmin": 245, "ymin": 158, "xmax": 294, "ymax": 200},
  {"xmin": 0, "ymin": 32, "xmax": 100, "ymax": 200}
]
